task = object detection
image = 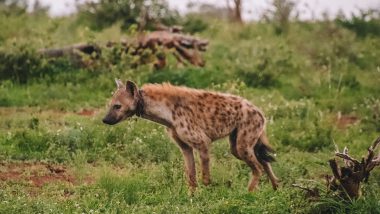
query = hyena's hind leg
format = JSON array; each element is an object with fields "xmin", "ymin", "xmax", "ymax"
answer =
[
  {"xmin": 262, "ymin": 162, "xmax": 278, "ymax": 190},
  {"xmin": 235, "ymin": 129, "xmax": 264, "ymax": 192},
  {"xmin": 256, "ymin": 133, "xmax": 279, "ymax": 190},
  {"xmin": 229, "ymin": 128, "xmax": 242, "ymax": 160}
]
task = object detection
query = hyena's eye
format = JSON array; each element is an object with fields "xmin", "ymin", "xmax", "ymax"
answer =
[{"xmin": 113, "ymin": 104, "xmax": 122, "ymax": 110}]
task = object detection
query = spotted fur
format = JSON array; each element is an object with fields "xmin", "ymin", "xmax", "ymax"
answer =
[{"xmin": 103, "ymin": 80, "xmax": 279, "ymax": 192}]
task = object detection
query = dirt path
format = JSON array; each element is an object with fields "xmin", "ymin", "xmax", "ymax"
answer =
[{"xmin": 0, "ymin": 162, "xmax": 93, "ymax": 187}]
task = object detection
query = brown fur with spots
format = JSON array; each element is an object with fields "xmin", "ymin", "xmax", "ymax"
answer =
[{"xmin": 103, "ymin": 79, "xmax": 279, "ymax": 192}]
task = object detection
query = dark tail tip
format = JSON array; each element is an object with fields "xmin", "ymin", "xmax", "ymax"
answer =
[{"xmin": 254, "ymin": 141, "xmax": 276, "ymax": 163}]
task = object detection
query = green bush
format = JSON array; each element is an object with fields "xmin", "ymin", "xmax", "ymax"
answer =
[
  {"xmin": 336, "ymin": 10, "xmax": 380, "ymax": 37},
  {"xmin": 0, "ymin": 45, "xmax": 73, "ymax": 83},
  {"xmin": 13, "ymin": 130, "xmax": 50, "ymax": 159},
  {"xmin": 236, "ymin": 44, "xmax": 298, "ymax": 88},
  {"xmin": 182, "ymin": 15, "xmax": 209, "ymax": 33},
  {"xmin": 78, "ymin": 0, "xmax": 178, "ymax": 31}
]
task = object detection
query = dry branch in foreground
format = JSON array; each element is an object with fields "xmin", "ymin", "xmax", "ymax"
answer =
[
  {"xmin": 293, "ymin": 137, "xmax": 380, "ymax": 201},
  {"xmin": 327, "ymin": 137, "xmax": 380, "ymax": 199}
]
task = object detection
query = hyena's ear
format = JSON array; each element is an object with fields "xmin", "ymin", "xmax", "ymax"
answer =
[
  {"xmin": 126, "ymin": 80, "xmax": 138, "ymax": 97},
  {"xmin": 115, "ymin": 78, "xmax": 124, "ymax": 89}
]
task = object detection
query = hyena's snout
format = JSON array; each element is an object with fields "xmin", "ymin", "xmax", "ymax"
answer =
[
  {"xmin": 102, "ymin": 112, "xmax": 120, "ymax": 125},
  {"xmin": 102, "ymin": 117, "xmax": 112, "ymax": 125}
]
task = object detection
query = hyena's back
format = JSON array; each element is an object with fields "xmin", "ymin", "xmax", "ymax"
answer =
[{"xmin": 143, "ymin": 84, "xmax": 266, "ymax": 142}]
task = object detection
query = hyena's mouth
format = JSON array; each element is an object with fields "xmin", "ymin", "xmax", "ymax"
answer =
[
  {"xmin": 102, "ymin": 110, "xmax": 136, "ymax": 125},
  {"xmin": 102, "ymin": 117, "xmax": 122, "ymax": 125}
]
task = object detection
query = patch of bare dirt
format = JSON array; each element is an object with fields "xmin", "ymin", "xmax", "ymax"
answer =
[
  {"xmin": 0, "ymin": 162, "xmax": 92, "ymax": 187},
  {"xmin": 0, "ymin": 107, "xmax": 100, "ymax": 119},
  {"xmin": 336, "ymin": 114, "xmax": 360, "ymax": 129},
  {"xmin": 76, "ymin": 108, "xmax": 98, "ymax": 116}
]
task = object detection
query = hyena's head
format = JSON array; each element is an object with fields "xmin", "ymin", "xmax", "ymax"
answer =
[{"xmin": 102, "ymin": 79, "xmax": 139, "ymax": 125}]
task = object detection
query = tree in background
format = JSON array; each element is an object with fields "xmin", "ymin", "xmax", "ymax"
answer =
[
  {"xmin": 0, "ymin": 0, "xmax": 27, "ymax": 15},
  {"xmin": 78, "ymin": 0, "xmax": 178, "ymax": 31},
  {"xmin": 336, "ymin": 9, "xmax": 380, "ymax": 38},
  {"xmin": 226, "ymin": 0, "xmax": 243, "ymax": 23},
  {"xmin": 186, "ymin": 1, "xmax": 242, "ymax": 24},
  {"xmin": 0, "ymin": 0, "xmax": 47, "ymax": 16},
  {"xmin": 186, "ymin": 2, "xmax": 229, "ymax": 20},
  {"xmin": 262, "ymin": 0, "xmax": 297, "ymax": 34}
]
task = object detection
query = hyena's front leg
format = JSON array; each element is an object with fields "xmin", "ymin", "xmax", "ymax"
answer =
[
  {"xmin": 166, "ymin": 129, "xmax": 197, "ymax": 191},
  {"xmin": 180, "ymin": 143, "xmax": 197, "ymax": 191},
  {"xmin": 198, "ymin": 146, "xmax": 211, "ymax": 186},
  {"xmin": 182, "ymin": 132, "xmax": 212, "ymax": 186}
]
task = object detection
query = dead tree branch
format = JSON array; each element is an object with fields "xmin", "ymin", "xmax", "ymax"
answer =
[
  {"xmin": 292, "ymin": 183, "xmax": 320, "ymax": 199},
  {"xmin": 327, "ymin": 137, "xmax": 380, "ymax": 199},
  {"xmin": 38, "ymin": 30, "xmax": 208, "ymax": 69},
  {"xmin": 38, "ymin": 43, "xmax": 101, "ymax": 58}
]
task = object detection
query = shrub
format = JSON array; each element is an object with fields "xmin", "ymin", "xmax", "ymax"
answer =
[
  {"xmin": 336, "ymin": 10, "xmax": 380, "ymax": 38},
  {"xmin": 13, "ymin": 130, "xmax": 50, "ymax": 159},
  {"xmin": 236, "ymin": 44, "xmax": 298, "ymax": 88},
  {"xmin": 262, "ymin": 0, "xmax": 297, "ymax": 35},
  {"xmin": 78, "ymin": 0, "xmax": 178, "ymax": 31},
  {"xmin": 182, "ymin": 15, "xmax": 209, "ymax": 33},
  {"xmin": 0, "ymin": 45, "xmax": 73, "ymax": 83}
]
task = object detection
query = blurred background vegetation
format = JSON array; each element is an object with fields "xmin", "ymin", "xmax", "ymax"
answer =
[{"xmin": 0, "ymin": 0, "xmax": 379, "ymax": 213}]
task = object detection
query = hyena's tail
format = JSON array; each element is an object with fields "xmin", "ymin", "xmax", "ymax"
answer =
[{"xmin": 254, "ymin": 131, "xmax": 276, "ymax": 163}]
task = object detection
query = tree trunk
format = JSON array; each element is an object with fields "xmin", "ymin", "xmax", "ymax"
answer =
[
  {"xmin": 226, "ymin": 0, "xmax": 243, "ymax": 23},
  {"xmin": 234, "ymin": 0, "xmax": 243, "ymax": 23}
]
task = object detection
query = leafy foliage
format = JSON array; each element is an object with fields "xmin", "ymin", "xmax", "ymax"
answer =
[
  {"xmin": 78, "ymin": 0, "xmax": 178, "ymax": 31},
  {"xmin": 336, "ymin": 9, "xmax": 380, "ymax": 37},
  {"xmin": 182, "ymin": 15, "xmax": 209, "ymax": 33},
  {"xmin": 0, "ymin": 45, "xmax": 73, "ymax": 83},
  {"xmin": 262, "ymin": 0, "xmax": 297, "ymax": 34}
]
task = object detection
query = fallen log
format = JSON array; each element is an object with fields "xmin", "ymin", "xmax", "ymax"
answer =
[
  {"xmin": 38, "ymin": 30, "xmax": 208, "ymax": 69},
  {"xmin": 135, "ymin": 31, "xmax": 208, "ymax": 67},
  {"xmin": 38, "ymin": 43, "xmax": 101, "ymax": 58},
  {"xmin": 154, "ymin": 23, "xmax": 183, "ymax": 33}
]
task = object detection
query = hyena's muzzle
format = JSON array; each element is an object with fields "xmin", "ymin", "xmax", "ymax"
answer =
[
  {"xmin": 102, "ymin": 110, "xmax": 121, "ymax": 125},
  {"xmin": 102, "ymin": 108, "xmax": 136, "ymax": 125}
]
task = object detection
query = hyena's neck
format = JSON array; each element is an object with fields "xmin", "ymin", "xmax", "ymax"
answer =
[{"xmin": 139, "ymin": 90, "xmax": 173, "ymax": 128}]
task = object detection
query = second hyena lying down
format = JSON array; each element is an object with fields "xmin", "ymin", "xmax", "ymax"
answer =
[{"xmin": 103, "ymin": 79, "xmax": 279, "ymax": 192}]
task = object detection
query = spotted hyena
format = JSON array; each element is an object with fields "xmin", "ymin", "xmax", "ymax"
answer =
[{"xmin": 103, "ymin": 79, "xmax": 279, "ymax": 192}]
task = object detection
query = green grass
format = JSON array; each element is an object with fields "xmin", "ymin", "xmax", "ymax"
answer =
[{"xmin": 0, "ymin": 12, "xmax": 380, "ymax": 213}]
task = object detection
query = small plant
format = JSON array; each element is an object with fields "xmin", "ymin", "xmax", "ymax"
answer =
[{"xmin": 98, "ymin": 174, "xmax": 144, "ymax": 204}]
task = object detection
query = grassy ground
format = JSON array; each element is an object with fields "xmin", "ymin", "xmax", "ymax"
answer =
[{"xmin": 0, "ymin": 13, "xmax": 380, "ymax": 213}]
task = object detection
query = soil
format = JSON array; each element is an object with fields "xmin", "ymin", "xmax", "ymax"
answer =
[
  {"xmin": 76, "ymin": 108, "xmax": 97, "ymax": 116},
  {"xmin": 336, "ymin": 115, "xmax": 360, "ymax": 129},
  {"xmin": 0, "ymin": 162, "xmax": 91, "ymax": 187}
]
